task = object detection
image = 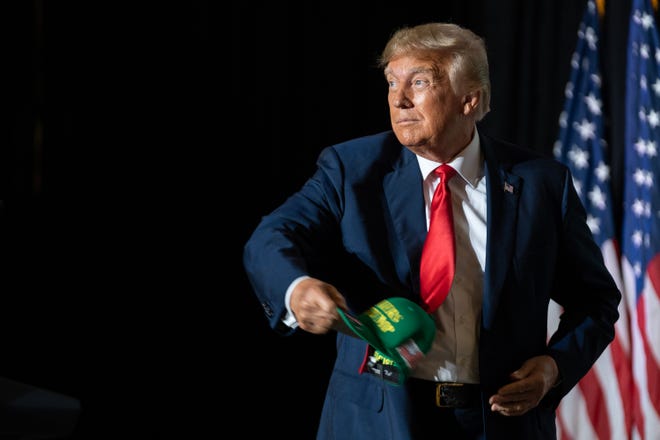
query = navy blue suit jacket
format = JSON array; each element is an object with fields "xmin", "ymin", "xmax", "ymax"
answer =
[{"xmin": 243, "ymin": 130, "xmax": 620, "ymax": 439}]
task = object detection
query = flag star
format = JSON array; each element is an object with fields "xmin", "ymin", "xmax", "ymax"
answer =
[
  {"xmin": 588, "ymin": 185, "xmax": 606, "ymax": 209},
  {"xmin": 585, "ymin": 26, "xmax": 598, "ymax": 49},
  {"xmin": 584, "ymin": 93, "xmax": 602, "ymax": 115},
  {"xmin": 632, "ymin": 229, "xmax": 643, "ymax": 247},
  {"xmin": 640, "ymin": 75, "xmax": 648, "ymax": 90},
  {"xmin": 553, "ymin": 140, "xmax": 563, "ymax": 158},
  {"xmin": 594, "ymin": 161, "xmax": 610, "ymax": 182},
  {"xmin": 633, "ymin": 261, "xmax": 642, "ymax": 277},
  {"xmin": 653, "ymin": 77, "xmax": 660, "ymax": 96},
  {"xmin": 586, "ymin": 214, "xmax": 601, "ymax": 235},
  {"xmin": 641, "ymin": 12, "xmax": 655, "ymax": 30},
  {"xmin": 634, "ymin": 138, "xmax": 657, "ymax": 156},
  {"xmin": 568, "ymin": 146, "xmax": 590, "ymax": 169},
  {"xmin": 641, "ymin": 43, "xmax": 650, "ymax": 59},
  {"xmin": 565, "ymin": 81, "xmax": 575, "ymax": 99},
  {"xmin": 558, "ymin": 111, "xmax": 568, "ymax": 128},
  {"xmin": 574, "ymin": 119, "xmax": 597, "ymax": 141},
  {"xmin": 587, "ymin": 0, "xmax": 596, "ymax": 14},
  {"xmin": 637, "ymin": 139, "xmax": 658, "ymax": 157},
  {"xmin": 647, "ymin": 109, "xmax": 660, "ymax": 127},
  {"xmin": 633, "ymin": 169, "xmax": 653, "ymax": 187},
  {"xmin": 632, "ymin": 199, "xmax": 646, "ymax": 216},
  {"xmin": 657, "ymin": 47, "xmax": 660, "ymax": 63},
  {"xmin": 633, "ymin": 168, "xmax": 647, "ymax": 186}
]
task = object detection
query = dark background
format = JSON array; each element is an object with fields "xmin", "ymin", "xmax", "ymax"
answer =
[{"xmin": 0, "ymin": 0, "xmax": 639, "ymax": 438}]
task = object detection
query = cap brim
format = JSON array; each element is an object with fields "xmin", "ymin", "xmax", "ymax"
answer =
[{"xmin": 337, "ymin": 307, "xmax": 387, "ymax": 354}]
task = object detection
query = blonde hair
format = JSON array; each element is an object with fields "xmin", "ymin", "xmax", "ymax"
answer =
[{"xmin": 379, "ymin": 22, "xmax": 491, "ymax": 120}]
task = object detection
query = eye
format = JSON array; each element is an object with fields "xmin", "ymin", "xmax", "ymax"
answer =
[
  {"xmin": 413, "ymin": 78, "xmax": 430, "ymax": 89},
  {"xmin": 387, "ymin": 79, "xmax": 398, "ymax": 89}
]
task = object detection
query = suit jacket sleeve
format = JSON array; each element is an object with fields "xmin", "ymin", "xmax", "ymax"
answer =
[
  {"xmin": 243, "ymin": 145, "xmax": 345, "ymax": 334},
  {"xmin": 543, "ymin": 166, "xmax": 621, "ymax": 408}
]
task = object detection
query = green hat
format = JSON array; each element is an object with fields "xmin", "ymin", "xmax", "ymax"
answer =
[{"xmin": 337, "ymin": 297, "xmax": 436, "ymax": 376}]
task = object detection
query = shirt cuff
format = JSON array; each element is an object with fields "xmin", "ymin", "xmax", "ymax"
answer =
[{"xmin": 282, "ymin": 275, "xmax": 311, "ymax": 328}]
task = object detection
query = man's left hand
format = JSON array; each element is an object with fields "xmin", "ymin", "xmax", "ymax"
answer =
[{"xmin": 488, "ymin": 355, "xmax": 559, "ymax": 416}]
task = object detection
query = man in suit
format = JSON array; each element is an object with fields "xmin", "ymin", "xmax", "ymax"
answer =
[{"xmin": 243, "ymin": 22, "xmax": 620, "ymax": 439}]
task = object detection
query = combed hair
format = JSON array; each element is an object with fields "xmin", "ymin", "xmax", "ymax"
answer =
[{"xmin": 379, "ymin": 23, "xmax": 491, "ymax": 121}]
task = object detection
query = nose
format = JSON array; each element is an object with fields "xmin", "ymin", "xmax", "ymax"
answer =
[{"xmin": 392, "ymin": 89, "xmax": 412, "ymax": 108}]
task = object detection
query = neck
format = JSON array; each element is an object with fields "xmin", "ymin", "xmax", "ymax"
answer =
[{"xmin": 412, "ymin": 128, "xmax": 475, "ymax": 163}]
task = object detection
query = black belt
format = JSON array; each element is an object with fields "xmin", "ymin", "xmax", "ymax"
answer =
[
  {"xmin": 408, "ymin": 378, "xmax": 481, "ymax": 408},
  {"xmin": 364, "ymin": 362, "xmax": 481, "ymax": 408}
]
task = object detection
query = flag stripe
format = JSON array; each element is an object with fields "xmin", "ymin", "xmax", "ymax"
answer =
[
  {"xmin": 603, "ymin": 242, "xmax": 635, "ymax": 438},
  {"xmin": 607, "ymin": 334, "xmax": 635, "ymax": 436},
  {"xmin": 577, "ymin": 369, "xmax": 610, "ymax": 439},
  {"xmin": 641, "ymin": 258, "xmax": 660, "ymax": 416}
]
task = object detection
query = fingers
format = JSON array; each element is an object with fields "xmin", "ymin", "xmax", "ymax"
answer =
[
  {"xmin": 291, "ymin": 278, "xmax": 345, "ymax": 334},
  {"xmin": 296, "ymin": 300, "xmax": 338, "ymax": 334},
  {"xmin": 489, "ymin": 385, "xmax": 534, "ymax": 416},
  {"xmin": 298, "ymin": 310, "xmax": 337, "ymax": 334},
  {"xmin": 490, "ymin": 399, "xmax": 532, "ymax": 416},
  {"xmin": 489, "ymin": 355, "xmax": 559, "ymax": 416}
]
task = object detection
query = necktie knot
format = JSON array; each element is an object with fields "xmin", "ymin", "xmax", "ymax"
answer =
[{"xmin": 434, "ymin": 164, "xmax": 457, "ymax": 183}]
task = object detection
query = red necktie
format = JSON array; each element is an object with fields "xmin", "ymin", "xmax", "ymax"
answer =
[{"xmin": 420, "ymin": 164, "xmax": 457, "ymax": 313}]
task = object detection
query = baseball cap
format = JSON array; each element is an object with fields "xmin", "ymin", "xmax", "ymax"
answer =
[{"xmin": 337, "ymin": 297, "xmax": 436, "ymax": 379}]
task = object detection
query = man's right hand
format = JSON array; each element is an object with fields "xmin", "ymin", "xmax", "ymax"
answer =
[{"xmin": 290, "ymin": 277, "xmax": 349, "ymax": 335}]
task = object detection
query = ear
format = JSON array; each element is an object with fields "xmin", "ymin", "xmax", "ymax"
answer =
[{"xmin": 462, "ymin": 92, "xmax": 480, "ymax": 116}]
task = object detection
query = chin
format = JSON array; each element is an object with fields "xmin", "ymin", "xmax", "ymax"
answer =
[
  {"xmin": 397, "ymin": 136, "xmax": 427, "ymax": 149},
  {"xmin": 394, "ymin": 130, "xmax": 421, "ymax": 147}
]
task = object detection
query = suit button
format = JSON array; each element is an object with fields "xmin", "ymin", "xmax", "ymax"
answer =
[{"xmin": 263, "ymin": 302, "xmax": 274, "ymax": 318}]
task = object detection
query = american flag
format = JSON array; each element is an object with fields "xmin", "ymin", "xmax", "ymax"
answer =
[
  {"xmin": 551, "ymin": 1, "xmax": 634, "ymax": 438},
  {"xmin": 622, "ymin": 0, "xmax": 660, "ymax": 437}
]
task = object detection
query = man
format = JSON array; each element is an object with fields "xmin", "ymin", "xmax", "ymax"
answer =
[{"xmin": 243, "ymin": 22, "xmax": 620, "ymax": 439}]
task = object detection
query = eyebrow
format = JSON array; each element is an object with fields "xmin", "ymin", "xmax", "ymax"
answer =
[{"xmin": 384, "ymin": 66, "xmax": 435, "ymax": 77}]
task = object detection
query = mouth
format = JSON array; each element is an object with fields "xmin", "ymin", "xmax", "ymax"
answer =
[{"xmin": 394, "ymin": 118, "xmax": 419, "ymax": 125}]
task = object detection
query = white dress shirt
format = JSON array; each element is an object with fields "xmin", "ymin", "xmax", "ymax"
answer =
[{"xmin": 411, "ymin": 130, "xmax": 487, "ymax": 384}]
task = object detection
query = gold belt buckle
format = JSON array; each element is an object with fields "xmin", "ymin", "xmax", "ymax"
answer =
[{"xmin": 435, "ymin": 382, "xmax": 464, "ymax": 408}]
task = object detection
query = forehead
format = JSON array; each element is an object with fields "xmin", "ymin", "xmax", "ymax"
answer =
[{"xmin": 384, "ymin": 55, "xmax": 440, "ymax": 78}]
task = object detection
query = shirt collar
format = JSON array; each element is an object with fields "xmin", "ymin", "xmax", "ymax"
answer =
[{"xmin": 416, "ymin": 128, "xmax": 483, "ymax": 188}]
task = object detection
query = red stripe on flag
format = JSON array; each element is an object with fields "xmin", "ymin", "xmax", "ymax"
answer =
[
  {"xmin": 556, "ymin": 408, "xmax": 571, "ymax": 440},
  {"xmin": 578, "ymin": 368, "xmax": 610, "ymax": 439},
  {"xmin": 640, "ymin": 256, "xmax": 660, "ymax": 418},
  {"xmin": 609, "ymin": 336, "xmax": 634, "ymax": 436}
]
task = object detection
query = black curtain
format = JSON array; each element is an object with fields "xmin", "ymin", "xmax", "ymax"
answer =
[{"xmin": 1, "ymin": 0, "xmax": 640, "ymax": 438}]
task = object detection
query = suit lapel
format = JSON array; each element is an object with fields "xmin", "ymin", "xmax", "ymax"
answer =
[
  {"xmin": 481, "ymin": 136, "xmax": 521, "ymax": 329},
  {"xmin": 383, "ymin": 150, "xmax": 426, "ymax": 296}
]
